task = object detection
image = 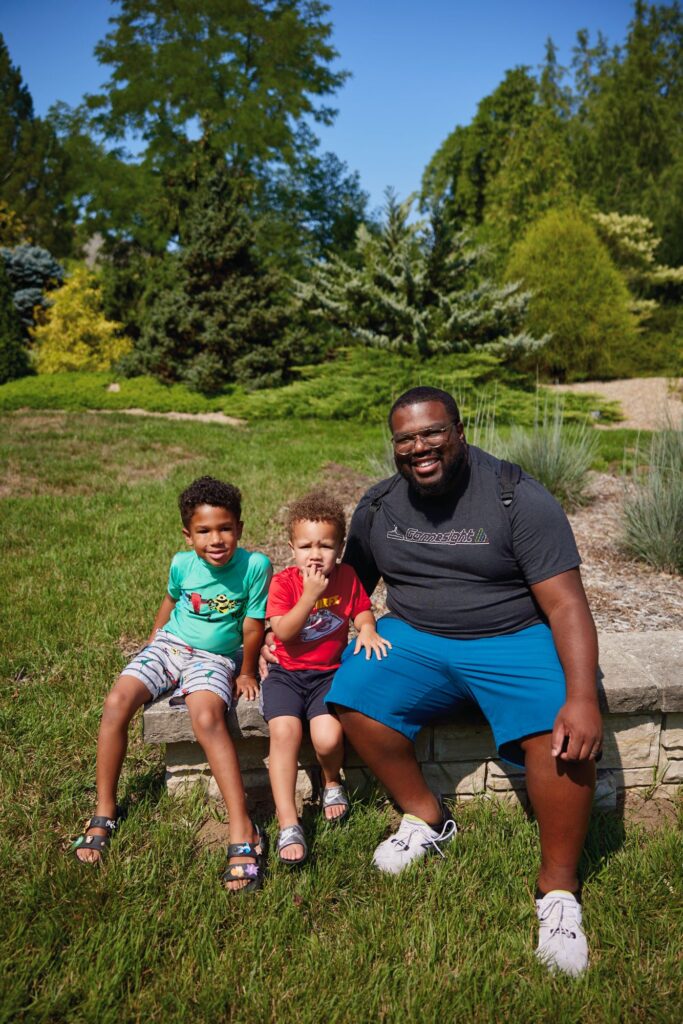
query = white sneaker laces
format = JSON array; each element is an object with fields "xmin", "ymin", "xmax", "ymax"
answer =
[
  {"xmin": 537, "ymin": 895, "xmax": 581, "ymax": 939},
  {"xmin": 391, "ymin": 816, "xmax": 457, "ymax": 857}
]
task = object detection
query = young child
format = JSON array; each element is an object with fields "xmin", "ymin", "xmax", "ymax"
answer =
[
  {"xmin": 263, "ymin": 491, "xmax": 390, "ymax": 865},
  {"xmin": 73, "ymin": 475, "xmax": 272, "ymax": 893}
]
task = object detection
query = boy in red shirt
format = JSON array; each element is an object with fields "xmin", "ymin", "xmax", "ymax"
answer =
[{"xmin": 264, "ymin": 491, "xmax": 390, "ymax": 865}]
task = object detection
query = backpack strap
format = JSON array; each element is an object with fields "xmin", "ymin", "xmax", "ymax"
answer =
[
  {"xmin": 366, "ymin": 474, "xmax": 401, "ymax": 531},
  {"xmin": 499, "ymin": 460, "xmax": 522, "ymax": 507}
]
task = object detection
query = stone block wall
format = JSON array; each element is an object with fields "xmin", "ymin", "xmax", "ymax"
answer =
[{"xmin": 143, "ymin": 631, "xmax": 683, "ymax": 813}]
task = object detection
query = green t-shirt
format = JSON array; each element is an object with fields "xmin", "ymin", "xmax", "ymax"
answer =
[{"xmin": 165, "ymin": 548, "xmax": 272, "ymax": 655}]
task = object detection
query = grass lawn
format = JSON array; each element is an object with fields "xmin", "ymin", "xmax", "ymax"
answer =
[{"xmin": 1, "ymin": 410, "xmax": 680, "ymax": 1024}]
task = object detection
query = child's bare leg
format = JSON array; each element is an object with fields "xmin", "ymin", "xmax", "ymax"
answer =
[
  {"xmin": 310, "ymin": 714, "xmax": 346, "ymax": 820},
  {"xmin": 76, "ymin": 674, "xmax": 150, "ymax": 863},
  {"xmin": 268, "ymin": 716, "xmax": 305, "ymax": 861},
  {"xmin": 184, "ymin": 690, "xmax": 258, "ymax": 891}
]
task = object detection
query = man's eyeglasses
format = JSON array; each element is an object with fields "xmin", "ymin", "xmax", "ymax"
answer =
[{"xmin": 392, "ymin": 422, "xmax": 458, "ymax": 455}]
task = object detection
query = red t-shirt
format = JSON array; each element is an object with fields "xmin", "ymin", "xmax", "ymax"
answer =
[{"xmin": 266, "ymin": 564, "xmax": 372, "ymax": 670}]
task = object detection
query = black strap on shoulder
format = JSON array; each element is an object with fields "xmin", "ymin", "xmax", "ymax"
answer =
[
  {"xmin": 499, "ymin": 460, "xmax": 522, "ymax": 507},
  {"xmin": 367, "ymin": 474, "xmax": 400, "ymax": 530}
]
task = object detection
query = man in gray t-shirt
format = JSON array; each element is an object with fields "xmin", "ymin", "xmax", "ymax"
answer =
[{"xmin": 325, "ymin": 386, "xmax": 602, "ymax": 977}]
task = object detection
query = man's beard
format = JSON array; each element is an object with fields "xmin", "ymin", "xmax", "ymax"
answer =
[{"xmin": 397, "ymin": 448, "xmax": 467, "ymax": 497}]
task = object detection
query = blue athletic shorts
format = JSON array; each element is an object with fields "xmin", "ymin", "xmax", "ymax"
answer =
[{"xmin": 325, "ymin": 617, "xmax": 567, "ymax": 768}]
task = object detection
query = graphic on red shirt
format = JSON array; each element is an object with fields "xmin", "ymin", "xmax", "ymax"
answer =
[
  {"xmin": 266, "ymin": 564, "xmax": 371, "ymax": 670},
  {"xmin": 299, "ymin": 608, "xmax": 344, "ymax": 642}
]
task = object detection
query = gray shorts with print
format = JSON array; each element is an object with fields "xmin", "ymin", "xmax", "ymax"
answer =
[{"xmin": 122, "ymin": 629, "xmax": 236, "ymax": 708}]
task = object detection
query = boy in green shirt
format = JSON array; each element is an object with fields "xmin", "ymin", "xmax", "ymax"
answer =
[{"xmin": 73, "ymin": 476, "xmax": 272, "ymax": 893}]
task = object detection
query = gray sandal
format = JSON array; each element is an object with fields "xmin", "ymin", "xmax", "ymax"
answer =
[
  {"xmin": 322, "ymin": 783, "xmax": 350, "ymax": 824},
  {"xmin": 277, "ymin": 823, "xmax": 308, "ymax": 867}
]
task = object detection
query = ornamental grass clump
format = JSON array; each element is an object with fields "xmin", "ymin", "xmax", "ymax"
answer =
[
  {"xmin": 501, "ymin": 401, "xmax": 598, "ymax": 510},
  {"xmin": 623, "ymin": 425, "xmax": 683, "ymax": 575}
]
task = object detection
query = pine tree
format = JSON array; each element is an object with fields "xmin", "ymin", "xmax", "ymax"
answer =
[
  {"xmin": 0, "ymin": 35, "xmax": 74, "ymax": 255},
  {"xmin": 134, "ymin": 161, "xmax": 291, "ymax": 392},
  {"xmin": 0, "ymin": 258, "xmax": 29, "ymax": 383},
  {"xmin": 299, "ymin": 192, "xmax": 542, "ymax": 359}
]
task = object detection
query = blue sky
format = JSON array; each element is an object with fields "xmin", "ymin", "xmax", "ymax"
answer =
[{"xmin": 2, "ymin": 0, "xmax": 635, "ymax": 211}]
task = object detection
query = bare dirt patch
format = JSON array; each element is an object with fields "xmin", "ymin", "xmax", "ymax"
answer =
[
  {"xmin": 551, "ymin": 376, "xmax": 683, "ymax": 430},
  {"xmin": 92, "ymin": 407, "xmax": 247, "ymax": 426}
]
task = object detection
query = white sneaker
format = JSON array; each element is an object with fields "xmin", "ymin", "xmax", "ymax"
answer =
[
  {"xmin": 535, "ymin": 890, "xmax": 588, "ymax": 976},
  {"xmin": 372, "ymin": 813, "xmax": 457, "ymax": 874}
]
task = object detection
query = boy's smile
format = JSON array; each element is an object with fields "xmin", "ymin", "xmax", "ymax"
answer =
[
  {"xmin": 289, "ymin": 519, "xmax": 343, "ymax": 579},
  {"xmin": 183, "ymin": 504, "xmax": 243, "ymax": 567}
]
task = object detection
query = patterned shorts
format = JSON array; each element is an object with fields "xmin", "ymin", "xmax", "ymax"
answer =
[{"xmin": 122, "ymin": 629, "xmax": 236, "ymax": 708}]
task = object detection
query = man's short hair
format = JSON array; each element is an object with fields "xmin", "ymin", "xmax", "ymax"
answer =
[
  {"xmin": 178, "ymin": 476, "xmax": 242, "ymax": 527},
  {"xmin": 388, "ymin": 387, "xmax": 461, "ymax": 429},
  {"xmin": 287, "ymin": 491, "xmax": 346, "ymax": 543}
]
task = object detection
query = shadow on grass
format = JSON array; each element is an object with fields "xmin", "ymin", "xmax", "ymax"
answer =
[{"xmin": 581, "ymin": 809, "xmax": 627, "ymax": 883}]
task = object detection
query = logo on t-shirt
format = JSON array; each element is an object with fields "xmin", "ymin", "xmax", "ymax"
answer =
[
  {"xmin": 387, "ymin": 524, "xmax": 489, "ymax": 545},
  {"xmin": 299, "ymin": 608, "xmax": 344, "ymax": 643},
  {"xmin": 184, "ymin": 591, "xmax": 239, "ymax": 615}
]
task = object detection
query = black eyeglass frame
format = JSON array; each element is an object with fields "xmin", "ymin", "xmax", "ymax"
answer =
[{"xmin": 391, "ymin": 421, "xmax": 459, "ymax": 454}]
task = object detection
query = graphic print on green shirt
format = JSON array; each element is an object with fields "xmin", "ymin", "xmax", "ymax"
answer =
[{"xmin": 165, "ymin": 548, "xmax": 272, "ymax": 655}]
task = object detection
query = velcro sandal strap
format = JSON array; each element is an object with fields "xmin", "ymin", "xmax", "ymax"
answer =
[
  {"xmin": 73, "ymin": 833, "xmax": 109, "ymax": 853},
  {"xmin": 227, "ymin": 841, "xmax": 258, "ymax": 858},
  {"xmin": 222, "ymin": 862, "xmax": 260, "ymax": 880},
  {"xmin": 86, "ymin": 815, "xmax": 119, "ymax": 834}
]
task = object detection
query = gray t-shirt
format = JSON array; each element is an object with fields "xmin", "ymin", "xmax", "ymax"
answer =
[{"xmin": 342, "ymin": 445, "xmax": 581, "ymax": 639}]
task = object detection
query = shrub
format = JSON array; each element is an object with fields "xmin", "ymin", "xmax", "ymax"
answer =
[
  {"xmin": 31, "ymin": 266, "xmax": 133, "ymax": 373},
  {"xmin": 0, "ymin": 350, "xmax": 624, "ymax": 427},
  {"xmin": 499, "ymin": 400, "xmax": 598, "ymax": 509},
  {"xmin": 623, "ymin": 425, "xmax": 683, "ymax": 574},
  {"xmin": 506, "ymin": 207, "xmax": 639, "ymax": 380}
]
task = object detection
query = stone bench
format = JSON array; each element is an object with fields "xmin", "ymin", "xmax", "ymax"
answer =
[{"xmin": 143, "ymin": 630, "xmax": 683, "ymax": 813}]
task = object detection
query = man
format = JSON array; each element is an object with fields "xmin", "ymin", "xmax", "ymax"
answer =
[{"xmin": 324, "ymin": 386, "xmax": 602, "ymax": 977}]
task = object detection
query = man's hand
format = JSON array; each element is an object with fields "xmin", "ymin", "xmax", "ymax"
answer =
[
  {"xmin": 301, "ymin": 565, "xmax": 329, "ymax": 601},
  {"xmin": 235, "ymin": 673, "xmax": 259, "ymax": 702},
  {"xmin": 551, "ymin": 697, "xmax": 603, "ymax": 761}
]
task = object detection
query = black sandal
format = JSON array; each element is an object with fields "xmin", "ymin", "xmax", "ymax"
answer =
[
  {"xmin": 221, "ymin": 826, "xmax": 268, "ymax": 893},
  {"xmin": 72, "ymin": 807, "xmax": 124, "ymax": 862}
]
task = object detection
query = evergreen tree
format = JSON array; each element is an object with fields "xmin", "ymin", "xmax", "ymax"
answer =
[
  {"xmin": 0, "ymin": 244, "xmax": 65, "ymax": 331},
  {"xmin": 421, "ymin": 67, "xmax": 537, "ymax": 225},
  {"xmin": 133, "ymin": 161, "xmax": 291, "ymax": 392},
  {"xmin": 31, "ymin": 265, "xmax": 133, "ymax": 373},
  {"xmin": 0, "ymin": 258, "xmax": 29, "ymax": 383},
  {"xmin": 299, "ymin": 191, "xmax": 542, "ymax": 359},
  {"xmin": 571, "ymin": 2, "xmax": 683, "ymax": 263},
  {"xmin": 0, "ymin": 35, "xmax": 74, "ymax": 255}
]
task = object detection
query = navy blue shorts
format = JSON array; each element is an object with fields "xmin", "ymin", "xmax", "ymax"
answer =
[
  {"xmin": 261, "ymin": 665, "xmax": 335, "ymax": 722},
  {"xmin": 325, "ymin": 618, "xmax": 567, "ymax": 767}
]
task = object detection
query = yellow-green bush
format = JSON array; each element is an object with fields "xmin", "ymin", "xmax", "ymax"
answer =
[
  {"xmin": 506, "ymin": 207, "xmax": 639, "ymax": 380},
  {"xmin": 31, "ymin": 265, "xmax": 132, "ymax": 373}
]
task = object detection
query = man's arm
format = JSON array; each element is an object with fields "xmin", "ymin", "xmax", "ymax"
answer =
[
  {"xmin": 147, "ymin": 594, "xmax": 176, "ymax": 643},
  {"xmin": 530, "ymin": 568, "xmax": 602, "ymax": 762},
  {"xmin": 341, "ymin": 499, "xmax": 381, "ymax": 597},
  {"xmin": 236, "ymin": 616, "xmax": 265, "ymax": 701}
]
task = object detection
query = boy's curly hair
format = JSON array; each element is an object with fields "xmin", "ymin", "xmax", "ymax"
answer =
[
  {"xmin": 178, "ymin": 476, "xmax": 242, "ymax": 527},
  {"xmin": 287, "ymin": 491, "xmax": 346, "ymax": 543}
]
